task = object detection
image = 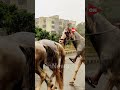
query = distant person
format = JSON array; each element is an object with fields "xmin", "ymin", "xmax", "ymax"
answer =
[{"xmin": 64, "ymin": 23, "xmax": 77, "ymax": 45}]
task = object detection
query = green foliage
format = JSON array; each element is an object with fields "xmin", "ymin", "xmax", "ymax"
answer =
[
  {"xmin": 35, "ymin": 27, "xmax": 59, "ymax": 42},
  {"xmin": 76, "ymin": 22, "xmax": 85, "ymax": 37},
  {"xmin": 0, "ymin": 1, "xmax": 34, "ymax": 34}
]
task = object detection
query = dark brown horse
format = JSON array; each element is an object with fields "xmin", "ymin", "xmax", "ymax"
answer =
[
  {"xmin": 35, "ymin": 39, "xmax": 65, "ymax": 90},
  {"xmin": 86, "ymin": 13, "xmax": 120, "ymax": 90},
  {"xmin": 0, "ymin": 36, "xmax": 34, "ymax": 90},
  {"xmin": 0, "ymin": 32, "xmax": 35, "ymax": 90}
]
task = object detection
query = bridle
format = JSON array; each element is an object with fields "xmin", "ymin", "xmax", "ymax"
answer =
[{"xmin": 85, "ymin": 27, "xmax": 117, "ymax": 36}]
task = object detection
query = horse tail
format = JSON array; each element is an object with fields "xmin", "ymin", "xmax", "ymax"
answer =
[
  {"xmin": 55, "ymin": 66, "xmax": 63, "ymax": 89},
  {"xmin": 55, "ymin": 43, "xmax": 66, "ymax": 89},
  {"xmin": 60, "ymin": 46, "xmax": 65, "ymax": 81}
]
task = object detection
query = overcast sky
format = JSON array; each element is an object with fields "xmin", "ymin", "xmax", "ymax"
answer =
[{"xmin": 35, "ymin": 0, "xmax": 85, "ymax": 24}]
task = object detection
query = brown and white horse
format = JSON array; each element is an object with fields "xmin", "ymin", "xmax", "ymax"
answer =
[
  {"xmin": 59, "ymin": 29, "xmax": 85, "ymax": 84},
  {"xmin": 35, "ymin": 39, "xmax": 65, "ymax": 90}
]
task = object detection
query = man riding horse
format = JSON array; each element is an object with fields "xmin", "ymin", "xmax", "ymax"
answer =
[
  {"xmin": 59, "ymin": 22, "xmax": 85, "ymax": 85},
  {"xmin": 60, "ymin": 22, "xmax": 84, "ymax": 63}
]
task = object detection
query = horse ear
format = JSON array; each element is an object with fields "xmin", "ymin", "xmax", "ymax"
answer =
[
  {"xmin": 43, "ymin": 45, "xmax": 47, "ymax": 50},
  {"xmin": 43, "ymin": 45, "xmax": 51, "ymax": 51}
]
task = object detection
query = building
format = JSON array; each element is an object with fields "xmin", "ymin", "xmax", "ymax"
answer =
[
  {"xmin": 35, "ymin": 15, "xmax": 76, "ymax": 34},
  {"xmin": 0, "ymin": 0, "xmax": 34, "ymax": 13}
]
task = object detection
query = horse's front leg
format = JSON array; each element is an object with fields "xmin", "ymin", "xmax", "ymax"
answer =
[
  {"xmin": 50, "ymin": 72, "xmax": 55, "ymax": 82},
  {"xmin": 69, "ymin": 57, "xmax": 84, "ymax": 85}
]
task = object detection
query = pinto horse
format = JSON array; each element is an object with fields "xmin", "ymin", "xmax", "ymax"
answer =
[
  {"xmin": 86, "ymin": 13, "xmax": 120, "ymax": 90},
  {"xmin": 35, "ymin": 39, "xmax": 65, "ymax": 90},
  {"xmin": 59, "ymin": 29, "xmax": 85, "ymax": 84},
  {"xmin": 0, "ymin": 32, "xmax": 34, "ymax": 90}
]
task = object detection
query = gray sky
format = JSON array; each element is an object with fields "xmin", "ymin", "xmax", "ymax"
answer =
[{"xmin": 35, "ymin": 0, "xmax": 85, "ymax": 24}]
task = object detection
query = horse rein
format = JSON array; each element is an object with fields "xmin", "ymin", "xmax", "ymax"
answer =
[{"xmin": 85, "ymin": 27, "xmax": 118, "ymax": 36}]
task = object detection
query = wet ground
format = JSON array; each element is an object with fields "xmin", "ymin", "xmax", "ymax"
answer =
[
  {"xmin": 35, "ymin": 53, "xmax": 85, "ymax": 90},
  {"xmin": 35, "ymin": 53, "xmax": 118, "ymax": 90}
]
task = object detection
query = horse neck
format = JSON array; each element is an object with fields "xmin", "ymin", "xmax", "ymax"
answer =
[
  {"xmin": 94, "ymin": 14, "xmax": 116, "ymax": 33},
  {"xmin": 72, "ymin": 32, "xmax": 84, "ymax": 49},
  {"xmin": 90, "ymin": 14, "xmax": 117, "ymax": 55}
]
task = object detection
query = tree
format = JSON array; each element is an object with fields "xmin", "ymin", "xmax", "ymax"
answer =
[
  {"xmin": 35, "ymin": 28, "xmax": 50, "ymax": 40},
  {"xmin": 0, "ymin": 1, "xmax": 34, "ymax": 34},
  {"xmin": 35, "ymin": 27, "xmax": 59, "ymax": 42},
  {"xmin": 76, "ymin": 22, "xmax": 85, "ymax": 37}
]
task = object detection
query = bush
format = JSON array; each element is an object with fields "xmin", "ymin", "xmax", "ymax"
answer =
[
  {"xmin": 0, "ymin": 2, "xmax": 34, "ymax": 34},
  {"xmin": 35, "ymin": 27, "xmax": 59, "ymax": 42}
]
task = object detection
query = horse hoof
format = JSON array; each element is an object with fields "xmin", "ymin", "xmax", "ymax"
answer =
[
  {"xmin": 54, "ymin": 87, "xmax": 57, "ymax": 89},
  {"xmin": 69, "ymin": 81, "xmax": 74, "ymax": 86},
  {"xmin": 73, "ymin": 78, "xmax": 76, "ymax": 80},
  {"xmin": 50, "ymin": 79, "xmax": 52, "ymax": 82},
  {"xmin": 50, "ymin": 84, "xmax": 54, "ymax": 88},
  {"xmin": 51, "ymin": 86, "xmax": 57, "ymax": 90}
]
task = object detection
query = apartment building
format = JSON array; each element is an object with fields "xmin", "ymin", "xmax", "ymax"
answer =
[
  {"xmin": 35, "ymin": 15, "xmax": 76, "ymax": 34},
  {"xmin": 0, "ymin": 0, "xmax": 34, "ymax": 13}
]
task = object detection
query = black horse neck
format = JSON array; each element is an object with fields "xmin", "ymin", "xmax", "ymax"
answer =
[
  {"xmin": 88, "ymin": 14, "xmax": 117, "ymax": 56},
  {"xmin": 71, "ymin": 32, "xmax": 82, "ymax": 50}
]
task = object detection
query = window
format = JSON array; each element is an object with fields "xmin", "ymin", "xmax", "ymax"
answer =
[
  {"xmin": 59, "ymin": 26, "xmax": 62, "ymax": 30},
  {"xmin": 52, "ymin": 21, "xmax": 55, "ymax": 24},
  {"xmin": 52, "ymin": 25, "xmax": 55, "ymax": 29},
  {"xmin": 59, "ymin": 21, "xmax": 62, "ymax": 25}
]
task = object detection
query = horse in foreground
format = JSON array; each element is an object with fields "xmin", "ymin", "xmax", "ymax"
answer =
[
  {"xmin": 35, "ymin": 41, "xmax": 53, "ymax": 90},
  {"xmin": 86, "ymin": 13, "xmax": 120, "ymax": 90},
  {"xmin": 35, "ymin": 39, "xmax": 65, "ymax": 90},
  {"xmin": 59, "ymin": 28, "xmax": 85, "ymax": 84},
  {"xmin": 0, "ymin": 32, "xmax": 34, "ymax": 90}
]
